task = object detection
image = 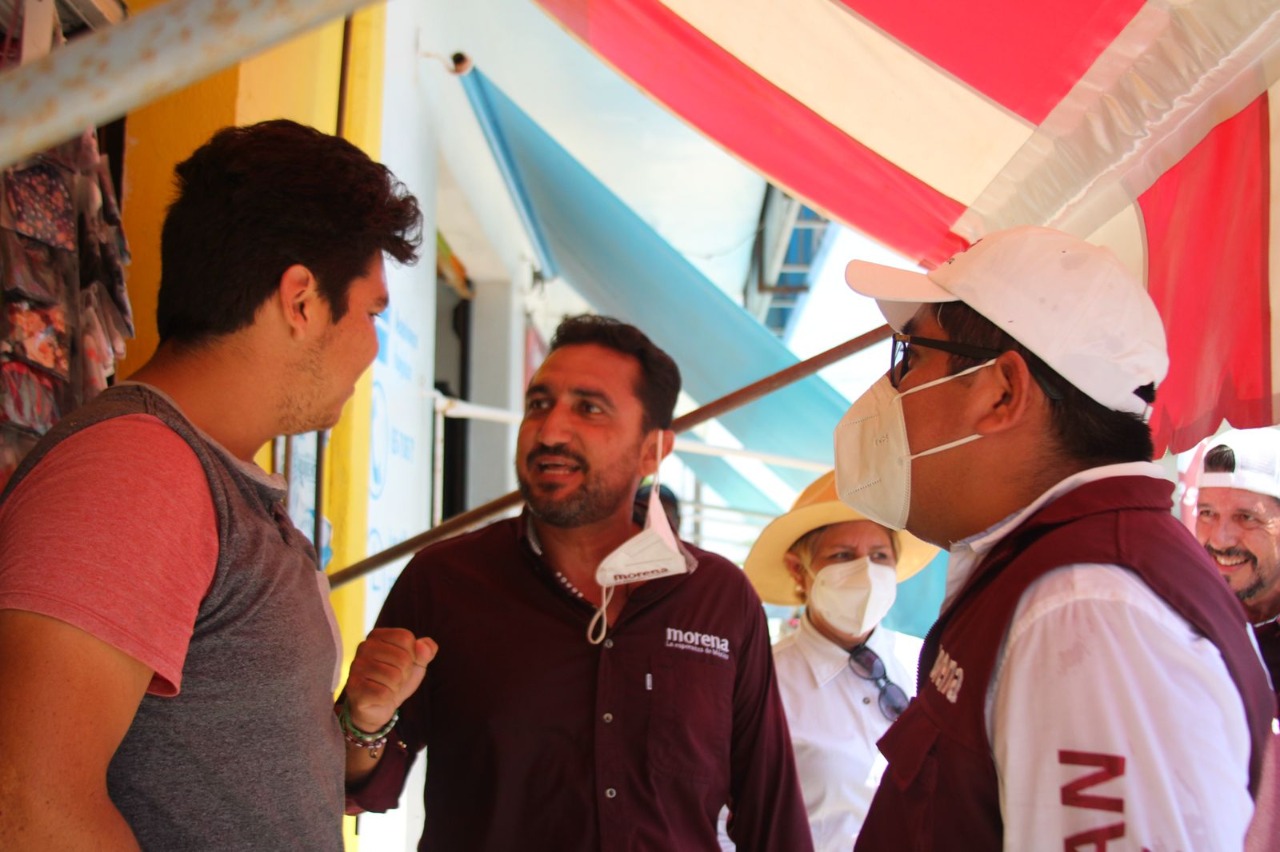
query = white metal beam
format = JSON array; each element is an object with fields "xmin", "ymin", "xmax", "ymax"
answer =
[
  {"xmin": 433, "ymin": 393, "xmax": 827, "ymax": 472},
  {"xmin": 0, "ymin": 0, "xmax": 374, "ymax": 170}
]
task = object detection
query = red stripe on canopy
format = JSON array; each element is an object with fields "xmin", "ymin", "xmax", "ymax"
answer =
[
  {"xmin": 841, "ymin": 0, "xmax": 1143, "ymax": 123},
  {"xmin": 533, "ymin": 0, "xmax": 1280, "ymax": 448},
  {"xmin": 1141, "ymin": 94, "xmax": 1272, "ymax": 454},
  {"xmin": 537, "ymin": 0, "xmax": 969, "ymax": 265}
]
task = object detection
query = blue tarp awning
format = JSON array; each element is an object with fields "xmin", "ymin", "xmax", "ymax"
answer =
[
  {"xmin": 460, "ymin": 69, "xmax": 856, "ymax": 510},
  {"xmin": 459, "ymin": 68, "xmax": 947, "ymax": 635}
]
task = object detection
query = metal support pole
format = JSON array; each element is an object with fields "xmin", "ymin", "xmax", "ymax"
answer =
[
  {"xmin": 670, "ymin": 438, "xmax": 827, "ymax": 472},
  {"xmin": 329, "ymin": 325, "xmax": 892, "ymax": 588},
  {"xmin": 328, "ymin": 491, "xmax": 524, "ymax": 588},
  {"xmin": 432, "ymin": 389, "xmax": 825, "ymax": 472},
  {"xmin": 271, "ymin": 436, "xmax": 286, "ymax": 477},
  {"xmin": 0, "ymin": 0, "xmax": 378, "ymax": 170},
  {"xmin": 432, "ymin": 405, "xmax": 446, "ymax": 528},
  {"xmin": 313, "ymin": 429, "xmax": 328, "ymax": 558},
  {"xmin": 671, "ymin": 325, "xmax": 890, "ymax": 432},
  {"xmin": 283, "ymin": 435, "xmax": 294, "ymax": 489}
]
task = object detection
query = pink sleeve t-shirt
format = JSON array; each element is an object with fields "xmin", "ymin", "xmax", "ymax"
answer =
[{"xmin": 0, "ymin": 414, "xmax": 219, "ymax": 695}]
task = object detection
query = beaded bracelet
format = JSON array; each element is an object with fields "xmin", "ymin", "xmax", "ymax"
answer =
[{"xmin": 336, "ymin": 700, "xmax": 399, "ymax": 760}]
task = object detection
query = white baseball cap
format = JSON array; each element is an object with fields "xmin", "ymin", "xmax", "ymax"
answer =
[
  {"xmin": 1198, "ymin": 428, "xmax": 1280, "ymax": 501},
  {"xmin": 844, "ymin": 226, "xmax": 1169, "ymax": 417}
]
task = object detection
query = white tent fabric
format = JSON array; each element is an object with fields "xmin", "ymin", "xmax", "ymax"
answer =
[{"xmin": 534, "ymin": 0, "xmax": 1280, "ymax": 453}]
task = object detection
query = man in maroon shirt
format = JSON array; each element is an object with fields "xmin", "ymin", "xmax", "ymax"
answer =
[{"xmin": 338, "ymin": 315, "xmax": 813, "ymax": 851}]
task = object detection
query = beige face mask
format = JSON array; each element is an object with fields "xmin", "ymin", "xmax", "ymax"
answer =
[
  {"xmin": 807, "ymin": 557, "xmax": 897, "ymax": 637},
  {"xmin": 834, "ymin": 361, "xmax": 993, "ymax": 530},
  {"xmin": 588, "ymin": 432, "xmax": 688, "ymax": 645}
]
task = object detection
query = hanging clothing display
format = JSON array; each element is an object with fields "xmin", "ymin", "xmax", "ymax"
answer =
[{"xmin": 0, "ymin": 128, "xmax": 132, "ymax": 488}]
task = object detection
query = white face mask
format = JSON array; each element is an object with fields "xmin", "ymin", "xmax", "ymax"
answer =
[
  {"xmin": 807, "ymin": 556, "xmax": 897, "ymax": 637},
  {"xmin": 588, "ymin": 433, "xmax": 688, "ymax": 644},
  {"xmin": 834, "ymin": 361, "xmax": 994, "ymax": 530}
]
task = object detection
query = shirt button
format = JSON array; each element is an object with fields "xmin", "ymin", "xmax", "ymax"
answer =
[
  {"xmin": 603, "ymin": 712, "xmax": 614, "ymax": 723},
  {"xmin": 605, "ymin": 787, "xmax": 617, "ymax": 799},
  {"xmin": 603, "ymin": 639, "xmax": 614, "ymax": 649}
]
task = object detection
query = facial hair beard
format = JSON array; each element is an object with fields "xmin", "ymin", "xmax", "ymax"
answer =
[
  {"xmin": 1236, "ymin": 560, "xmax": 1269, "ymax": 609},
  {"xmin": 517, "ymin": 443, "xmax": 639, "ymax": 529},
  {"xmin": 279, "ymin": 331, "xmax": 337, "ymax": 435},
  {"xmin": 1209, "ymin": 545, "xmax": 1269, "ymax": 610}
]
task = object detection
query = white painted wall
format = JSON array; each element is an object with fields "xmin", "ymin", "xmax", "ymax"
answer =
[
  {"xmin": 418, "ymin": 0, "xmax": 765, "ymax": 301},
  {"xmin": 355, "ymin": 0, "xmax": 441, "ymax": 847},
  {"xmin": 465, "ymin": 268, "xmax": 526, "ymax": 509},
  {"xmin": 350, "ymin": 2, "xmax": 776, "ymax": 843}
]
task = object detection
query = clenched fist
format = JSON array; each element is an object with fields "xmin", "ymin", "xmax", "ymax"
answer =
[{"xmin": 343, "ymin": 628, "xmax": 437, "ymax": 732}]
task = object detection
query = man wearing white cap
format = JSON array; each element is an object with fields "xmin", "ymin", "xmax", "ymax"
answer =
[
  {"xmin": 836, "ymin": 226, "xmax": 1273, "ymax": 850},
  {"xmin": 1198, "ymin": 428, "xmax": 1280, "ymax": 660},
  {"xmin": 742, "ymin": 471, "xmax": 936, "ymax": 850},
  {"xmin": 1196, "ymin": 428, "xmax": 1280, "ymax": 850}
]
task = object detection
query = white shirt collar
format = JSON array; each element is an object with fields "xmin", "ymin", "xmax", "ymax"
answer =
[
  {"xmin": 525, "ymin": 511, "xmax": 697, "ymax": 573},
  {"xmin": 942, "ymin": 461, "xmax": 1167, "ymax": 612},
  {"xmin": 793, "ymin": 609, "xmax": 896, "ymax": 688}
]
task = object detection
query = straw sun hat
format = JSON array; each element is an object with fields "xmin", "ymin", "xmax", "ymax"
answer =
[{"xmin": 744, "ymin": 471, "xmax": 938, "ymax": 606}]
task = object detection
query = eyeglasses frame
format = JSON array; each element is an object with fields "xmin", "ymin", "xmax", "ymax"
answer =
[{"xmin": 890, "ymin": 333, "xmax": 1064, "ymax": 401}]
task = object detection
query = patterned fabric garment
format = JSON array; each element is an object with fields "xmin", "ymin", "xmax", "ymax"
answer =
[
  {"xmin": 0, "ymin": 230, "xmax": 68, "ymax": 304},
  {"xmin": 3, "ymin": 300, "xmax": 69, "ymax": 378},
  {"xmin": 3, "ymin": 163, "xmax": 76, "ymax": 251},
  {"xmin": 0, "ymin": 361, "xmax": 58, "ymax": 434}
]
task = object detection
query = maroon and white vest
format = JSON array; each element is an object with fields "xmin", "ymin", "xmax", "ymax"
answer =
[{"xmin": 855, "ymin": 476, "xmax": 1275, "ymax": 851}]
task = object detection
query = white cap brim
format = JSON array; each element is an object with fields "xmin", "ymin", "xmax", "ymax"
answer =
[
  {"xmin": 1198, "ymin": 471, "xmax": 1280, "ymax": 502},
  {"xmin": 844, "ymin": 260, "xmax": 958, "ymax": 331},
  {"xmin": 1197, "ymin": 429, "xmax": 1280, "ymax": 501}
]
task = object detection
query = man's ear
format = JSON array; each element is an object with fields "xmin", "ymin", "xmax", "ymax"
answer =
[
  {"xmin": 279, "ymin": 264, "xmax": 319, "ymax": 338},
  {"xmin": 638, "ymin": 428, "xmax": 676, "ymax": 477},
  {"xmin": 973, "ymin": 351, "xmax": 1038, "ymax": 435},
  {"xmin": 657, "ymin": 429, "xmax": 675, "ymax": 463}
]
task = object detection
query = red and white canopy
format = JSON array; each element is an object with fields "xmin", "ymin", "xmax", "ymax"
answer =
[{"xmin": 534, "ymin": 0, "xmax": 1280, "ymax": 454}]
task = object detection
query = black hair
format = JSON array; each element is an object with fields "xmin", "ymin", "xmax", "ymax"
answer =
[
  {"xmin": 932, "ymin": 302, "xmax": 1155, "ymax": 464},
  {"xmin": 157, "ymin": 119, "xmax": 422, "ymax": 344},
  {"xmin": 1204, "ymin": 443, "xmax": 1280, "ymax": 509},
  {"xmin": 548, "ymin": 314, "xmax": 681, "ymax": 431},
  {"xmin": 1204, "ymin": 443, "xmax": 1238, "ymax": 474},
  {"xmin": 633, "ymin": 483, "xmax": 681, "ymax": 527}
]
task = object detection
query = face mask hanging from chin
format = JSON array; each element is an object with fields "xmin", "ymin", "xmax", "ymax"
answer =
[
  {"xmin": 588, "ymin": 432, "xmax": 690, "ymax": 644},
  {"xmin": 834, "ymin": 360, "xmax": 994, "ymax": 530}
]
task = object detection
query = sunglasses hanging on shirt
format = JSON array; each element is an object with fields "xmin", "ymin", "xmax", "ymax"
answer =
[{"xmin": 849, "ymin": 643, "xmax": 909, "ymax": 721}]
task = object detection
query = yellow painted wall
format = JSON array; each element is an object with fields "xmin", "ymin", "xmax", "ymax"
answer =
[
  {"xmin": 118, "ymin": 56, "xmax": 239, "ymax": 378},
  {"xmin": 326, "ymin": 9, "xmax": 389, "ymax": 848},
  {"xmin": 329, "ymin": 1, "xmax": 387, "ymax": 668},
  {"xmin": 118, "ymin": 7, "xmax": 390, "ymax": 847},
  {"xmin": 236, "ymin": 21, "xmax": 345, "ymax": 127}
]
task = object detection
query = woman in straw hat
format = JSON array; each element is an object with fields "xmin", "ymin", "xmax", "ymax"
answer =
[{"xmin": 742, "ymin": 470, "xmax": 936, "ymax": 851}]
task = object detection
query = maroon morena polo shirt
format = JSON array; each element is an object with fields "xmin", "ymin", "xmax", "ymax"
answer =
[{"xmin": 348, "ymin": 512, "xmax": 813, "ymax": 852}]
